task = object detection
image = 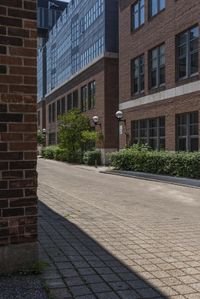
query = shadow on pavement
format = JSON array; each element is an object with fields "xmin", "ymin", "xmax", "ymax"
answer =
[{"xmin": 39, "ymin": 201, "xmax": 167, "ymax": 299}]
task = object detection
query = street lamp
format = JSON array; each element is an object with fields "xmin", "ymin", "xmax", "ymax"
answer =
[
  {"xmin": 92, "ymin": 116, "xmax": 101, "ymax": 128},
  {"xmin": 115, "ymin": 111, "xmax": 126, "ymax": 124},
  {"xmin": 115, "ymin": 111, "xmax": 129, "ymax": 148}
]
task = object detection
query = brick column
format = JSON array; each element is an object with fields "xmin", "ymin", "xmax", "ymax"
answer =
[{"xmin": 0, "ymin": 0, "xmax": 38, "ymax": 273}]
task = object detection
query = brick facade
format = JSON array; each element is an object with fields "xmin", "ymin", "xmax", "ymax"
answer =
[
  {"xmin": 38, "ymin": 57, "xmax": 119, "ymax": 159},
  {"xmin": 0, "ymin": 0, "xmax": 37, "ymax": 272},
  {"xmin": 119, "ymin": 0, "xmax": 200, "ymax": 150}
]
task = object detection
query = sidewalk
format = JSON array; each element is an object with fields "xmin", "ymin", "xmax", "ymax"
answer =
[{"xmin": 101, "ymin": 170, "xmax": 200, "ymax": 189}]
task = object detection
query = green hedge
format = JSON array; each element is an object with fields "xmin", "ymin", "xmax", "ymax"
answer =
[
  {"xmin": 110, "ymin": 147, "xmax": 200, "ymax": 179},
  {"xmin": 41, "ymin": 146, "xmax": 82, "ymax": 163},
  {"xmin": 83, "ymin": 150, "xmax": 101, "ymax": 166}
]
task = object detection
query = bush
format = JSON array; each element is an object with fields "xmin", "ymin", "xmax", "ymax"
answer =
[
  {"xmin": 41, "ymin": 145, "xmax": 83, "ymax": 163},
  {"xmin": 110, "ymin": 148, "xmax": 200, "ymax": 179},
  {"xmin": 83, "ymin": 150, "xmax": 101, "ymax": 166},
  {"xmin": 41, "ymin": 146, "xmax": 59, "ymax": 160}
]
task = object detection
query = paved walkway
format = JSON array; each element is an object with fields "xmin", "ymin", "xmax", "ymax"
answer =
[{"xmin": 38, "ymin": 159, "xmax": 200, "ymax": 299}]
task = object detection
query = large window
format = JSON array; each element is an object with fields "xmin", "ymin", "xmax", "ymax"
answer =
[
  {"xmin": 61, "ymin": 98, "xmax": 66, "ymax": 114},
  {"xmin": 149, "ymin": 0, "xmax": 165, "ymax": 17},
  {"xmin": 88, "ymin": 81, "xmax": 96, "ymax": 109},
  {"xmin": 73, "ymin": 90, "xmax": 79, "ymax": 108},
  {"xmin": 57, "ymin": 100, "xmax": 61, "ymax": 118},
  {"xmin": 131, "ymin": 55, "xmax": 144, "ymax": 94},
  {"xmin": 67, "ymin": 94, "xmax": 73, "ymax": 111},
  {"xmin": 132, "ymin": 117, "xmax": 165, "ymax": 150},
  {"xmin": 48, "ymin": 105, "xmax": 52, "ymax": 123},
  {"xmin": 52, "ymin": 103, "xmax": 55, "ymax": 123},
  {"xmin": 81, "ymin": 85, "xmax": 88, "ymax": 112},
  {"xmin": 177, "ymin": 26, "xmax": 199, "ymax": 80},
  {"xmin": 176, "ymin": 111, "xmax": 199, "ymax": 152},
  {"xmin": 131, "ymin": 0, "xmax": 145, "ymax": 30},
  {"xmin": 149, "ymin": 44, "xmax": 165, "ymax": 89}
]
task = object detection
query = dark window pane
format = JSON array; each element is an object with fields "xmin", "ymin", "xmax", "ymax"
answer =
[
  {"xmin": 178, "ymin": 138, "xmax": 187, "ymax": 151},
  {"xmin": 191, "ymin": 138, "xmax": 199, "ymax": 151},
  {"xmin": 178, "ymin": 57, "xmax": 187, "ymax": 78},
  {"xmin": 151, "ymin": 70, "xmax": 157, "ymax": 87},
  {"xmin": 149, "ymin": 138, "xmax": 157, "ymax": 150},
  {"xmin": 160, "ymin": 138, "xmax": 165, "ymax": 150},
  {"xmin": 190, "ymin": 52, "xmax": 198, "ymax": 74},
  {"xmin": 67, "ymin": 94, "xmax": 72, "ymax": 111},
  {"xmin": 73, "ymin": 90, "xmax": 78, "ymax": 108}
]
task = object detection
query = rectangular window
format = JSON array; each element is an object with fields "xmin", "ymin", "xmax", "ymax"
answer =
[
  {"xmin": 73, "ymin": 90, "xmax": 79, "ymax": 108},
  {"xmin": 177, "ymin": 26, "xmax": 199, "ymax": 80},
  {"xmin": 48, "ymin": 105, "xmax": 52, "ymax": 123},
  {"xmin": 88, "ymin": 81, "xmax": 96, "ymax": 109},
  {"xmin": 131, "ymin": 0, "xmax": 145, "ymax": 30},
  {"xmin": 176, "ymin": 111, "xmax": 199, "ymax": 152},
  {"xmin": 48, "ymin": 133, "xmax": 56, "ymax": 145},
  {"xmin": 61, "ymin": 97, "xmax": 65, "ymax": 114},
  {"xmin": 52, "ymin": 102, "xmax": 55, "ymax": 123},
  {"xmin": 67, "ymin": 93, "xmax": 73, "ymax": 111},
  {"xmin": 131, "ymin": 55, "xmax": 144, "ymax": 94},
  {"xmin": 132, "ymin": 116, "xmax": 165, "ymax": 150},
  {"xmin": 149, "ymin": 44, "xmax": 165, "ymax": 89},
  {"xmin": 57, "ymin": 100, "xmax": 61, "ymax": 118},
  {"xmin": 81, "ymin": 85, "xmax": 88, "ymax": 112},
  {"xmin": 38, "ymin": 110, "xmax": 40, "ymax": 126},
  {"xmin": 149, "ymin": 0, "xmax": 165, "ymax": 17}
]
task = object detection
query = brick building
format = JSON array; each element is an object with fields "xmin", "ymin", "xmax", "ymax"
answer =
[
  {"xmin": 37, "ymin": 0, "xmax": 119, "ymax": 161},
  {"xmin": 119, "ymin": 0, "xmax": 200, "ymax": 152},
  {"xmin": 0, "ymin": 0, "xmax": 38, "ymax": 272}
]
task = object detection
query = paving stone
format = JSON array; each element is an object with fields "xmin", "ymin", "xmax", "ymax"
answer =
[
  {"xmin": 50, "ymin": 288, "xmax": 72, "ymax": 299},
  {"xmin": 89, "ymin": 282, "xmax": 112, "ymax": 293},
  {"xmin": 69, "ymin": 285, "xmax": 92, "ymax": 297}
]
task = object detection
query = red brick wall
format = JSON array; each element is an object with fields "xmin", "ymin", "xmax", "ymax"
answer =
[
  {"xmin": 0, "ymin": 0, "xmax": 37, "ymax": 247},
  {"xmin": 40, "ymin": 57, "xmax": 119, "ymax": 150},
  {"xmin": 119, "ymin": 0, "xmax": 200, "ymax": 150}
]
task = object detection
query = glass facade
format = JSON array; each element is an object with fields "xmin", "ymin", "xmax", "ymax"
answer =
[{"xmin": 37, "ymin": 0, "xmax": 119, "ymax": 102}]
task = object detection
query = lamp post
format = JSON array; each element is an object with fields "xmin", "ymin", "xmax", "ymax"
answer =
[
  {"xmin": 115, "ymin": 111, "xmax": 129, "ymax": 148},
  {"xmin": 92, "ymin": 116, "xmax": 101, "ymax": 128},
  {"xmin": 42, "ymin": 128, "xmax": 47, "ymax": 147}
]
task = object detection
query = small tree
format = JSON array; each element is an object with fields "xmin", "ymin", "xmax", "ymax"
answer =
[
  {"xmin": 58, "ymin": 109, "xmax": 99, "ymax": 162},
  {"xmin": 37, "ymin": 130, "xmax": 45, "ymax": 146}
]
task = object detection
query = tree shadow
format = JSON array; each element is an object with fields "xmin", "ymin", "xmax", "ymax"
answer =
[{"xmin": 38, "ymin": 201, "xmax": 168, "ymax": 299}]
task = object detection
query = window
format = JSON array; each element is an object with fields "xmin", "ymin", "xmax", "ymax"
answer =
[
  {"xmin": 131, "ymin": 0, "xmax": 145, "ymax": 30},
  {"xmin": 48, "ymin": 105, "xmax": 52, "ymax": 123},
  {"xmin": 57, "ymin": 100, "xmax": 61, "ymax": 118},
  {"xmin": 52, "ymin": 103, "xmax": 55, "ymax": 123},
  {"xmin": 88, "ymin": 81, "xmax": 96, "ymax": 109},
  {"xmin": 149, "ymin": 44, "xmax": 165, "ymax": 89},
  {"xmin": 67, "ymin": 94, "xmax": 73, "ymax": 111},
  {"xmin": 132, "ymin": 117, "xmax": 165, "ymax": 150},
  {"xmin": 177, "ymin": 26, "xmax": 199, "ymax": 80},
  {"xmin": 48, "ymin": 133, "xmax": 56, "ymax": 145},
  {"xmin": 73, "ymin": 90, "xmax": 79, "ymax": 108},
  {"xmin": 38, "ymin": 110, "xmax": 40, "ymax": 126},
  {"xmin": 131, "ymin": 55, "xmax": 144, "ymax": 94},
  {"xmin": 81, "ymin": 85, "xmax": 88, "ymax": 112},
  {"xmin": 176, "ymin": 111, "xmax": 199, "ymax": 152},
  {"xmin": 149, "ymin": 0, "xmax": 165, "ymax": 17},
  {"xmin": 61, "ymin": 98, "xmax": 65, "ymax": 114}
]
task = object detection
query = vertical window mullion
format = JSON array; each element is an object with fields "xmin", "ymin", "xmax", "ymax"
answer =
[{"xmin": 138, "ymin": 120, "xmax": 141, "ymax": 143}]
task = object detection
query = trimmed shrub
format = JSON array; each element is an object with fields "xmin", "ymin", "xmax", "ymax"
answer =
[
  {"xmin": 83, "ymin": 150, "xmax": 101, "ymax": 166},
  {"xmin": 110, "ymin": 148, "xmax": 200, "ymax": 179},
  {"xmin": 41, "ymin": 146, "xmax": 59, "ymax": 160},
  {"xmin": 41, "ymin": 146, "xmax": 83, "ymax": 163}
]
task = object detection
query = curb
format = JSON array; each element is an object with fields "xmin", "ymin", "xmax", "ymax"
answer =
[{"xmin": 100, "ymin": 170, "xmax": 200, "ymax": 189}]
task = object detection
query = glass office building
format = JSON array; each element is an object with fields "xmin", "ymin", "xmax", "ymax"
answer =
[{"xmin": 37, "ymin": 0, "xmax": 118, "ymax": 101}]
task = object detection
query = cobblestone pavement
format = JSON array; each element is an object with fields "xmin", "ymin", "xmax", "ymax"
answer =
[{"xmin": 38, "ymin": 159, "xmax": 200, "ymax": 299}]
